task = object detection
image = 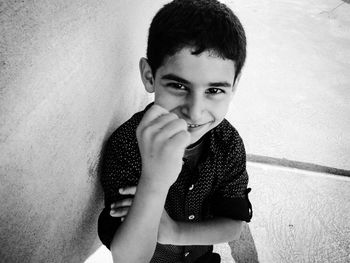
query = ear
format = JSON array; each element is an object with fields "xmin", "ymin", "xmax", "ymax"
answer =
[{"xmin": 139, "ymin": 57, "xmax": 155, "ymax": 93}]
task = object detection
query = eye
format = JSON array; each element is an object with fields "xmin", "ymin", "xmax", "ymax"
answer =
[
  {"xmin": 167, "ymin": 83, "xmax": 187, "ymax": 90},
  {"xmin": 206, "ymin": 88, "xmax": 224, "ymax": 94}
]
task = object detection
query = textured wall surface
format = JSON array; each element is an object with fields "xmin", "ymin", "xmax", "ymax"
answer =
[{"xmin": 0, "ymin": 1, "xmax": 164, "ymax": 262}]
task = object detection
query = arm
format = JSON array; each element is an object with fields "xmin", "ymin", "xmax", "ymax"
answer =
[
  {"xmin": 110, "ymin": 176, "xmax": 168, "ymax": 262},
  {"xmin": 111, "ymin": 190, "xmax": 244, "ymax": 246},
  {"xmin": 161, "ymin": 213, "xmax": 243, "ymax": 245},
  {"xmin": 110, "ymin": 105, "xmax": 190, "ymax": 263},
  {"xmin": 230, "ymin": 223, "xmax": 259, "ymax": 263}
]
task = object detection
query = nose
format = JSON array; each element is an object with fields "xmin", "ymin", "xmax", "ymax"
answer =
[{"xmin": 182, "ymin": 94, "xmax": 203, "ymax": 123}]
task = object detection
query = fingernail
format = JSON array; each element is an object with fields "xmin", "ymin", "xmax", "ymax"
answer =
[{"xmin": 121, "ymin": 217, "xmax": 125, "ymax": 222}]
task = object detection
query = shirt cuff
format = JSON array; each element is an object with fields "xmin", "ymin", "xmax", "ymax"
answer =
[
  {"xmin": 98, "ymin": 207, "xmax": 122, "ymax": 249},
  {"xmin": 213, "ymin": 188, "xmax": 252, "ymax": 222}
]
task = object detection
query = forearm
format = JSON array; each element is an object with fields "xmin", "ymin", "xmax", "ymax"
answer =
[
  {"xmin": 110, "ymin": 104, "xmax": 190, "ymax": 262},
  {"xmin": 110, "ymin": 176, "xmax": 168, "ymax": 263},
  {"xmin": 173, "ymin": 218, "xmax": 243, "ymax": 246}
]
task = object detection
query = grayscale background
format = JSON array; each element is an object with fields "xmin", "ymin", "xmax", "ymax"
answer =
[{"xmin": 1, "ymin": 0, "xmax": 349, "ymax": 262}]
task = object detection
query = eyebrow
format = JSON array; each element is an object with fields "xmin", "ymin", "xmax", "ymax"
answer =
[
  {"xmin": 209, "ymin": 82, "xmax": 232, "ymax": 88},
  {"xmin": 161, "ymin": 73, "xmax": 232, "ymax": 88},
  {"xmin": 161, "ymin": 74, "xmax": 190, "ymax": 84}
]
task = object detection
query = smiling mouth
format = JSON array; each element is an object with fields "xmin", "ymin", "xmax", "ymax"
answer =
[
  {"xmin": 187, "ymin": 123, "xmax": 202, "ymax": 128},
  {"xmin": 187, "ymin": 121, "xmax": 213, "ymax": 130}
]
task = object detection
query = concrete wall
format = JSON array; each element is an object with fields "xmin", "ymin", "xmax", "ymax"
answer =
[{"xmin": 0, "ymin": 1, "xmax": 165, "ymax": 262}]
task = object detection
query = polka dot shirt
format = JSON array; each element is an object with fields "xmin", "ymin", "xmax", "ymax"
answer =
[{"xmin": 98, "ymin": 104, "xmax": 252, "ymax": 263}]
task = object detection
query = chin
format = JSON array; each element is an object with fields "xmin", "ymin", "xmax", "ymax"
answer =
[{"xmin": 190, "ymin": 133, "xmax": 204, "ymax": 144}]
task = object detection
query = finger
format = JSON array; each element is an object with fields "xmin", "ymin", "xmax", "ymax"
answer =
[
  {"xmin": 110, "ymin": 207, "xmax": 130, "ymax": 217},
  {"xmin": 166, "ymin": 130, "xmax": 191, "ymax": 150},
  {"xmin": 140, "ymin": 113, "xmax": 178, "ymax": 143},
  {"xmin": 121, "ymin": 217, "xmax": 125, "ymax": 222},
  {"xmin": 147, "ymin": 112, "xmax": 179, "ymax": 131},
  {"xmin": 138, "ymin": 105, "xmax": 169, "ymax": 131},
  {"xmin": 111, "ymin": 198, "xmax": 133, "ymax": 208},
  {"xmin": 119, "ymin": 186, "xmax": 137, "ymax": 195},
  {"xmin": 152, "ymin": 118, "xmax": 189, "ymax": 148},
  {"xmin": 137, "ymin": 105, "xmax": 170, "ymax": 140},
  {"xmin": 153, "ymin": 118, "xmax": 188, "ymax": 141}
]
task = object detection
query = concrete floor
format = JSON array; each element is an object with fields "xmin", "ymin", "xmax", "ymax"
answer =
[{"xmin": 247, "ymin": 163, "xmax": 350, "ymax": 263}]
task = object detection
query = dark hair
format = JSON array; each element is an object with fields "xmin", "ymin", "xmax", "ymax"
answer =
[{"xmin": 147, "ymin": 0, "xmax": 246, "ymax": 82}]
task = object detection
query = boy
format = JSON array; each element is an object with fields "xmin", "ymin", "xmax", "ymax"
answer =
[{"xmin": 98, "ymin": 0, "xmax": 252, "ymax": 262}]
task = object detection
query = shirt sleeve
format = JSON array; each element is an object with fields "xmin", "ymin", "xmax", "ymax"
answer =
[
  {"xmin": 98, "ymin": 125, "xmax": 141, "ymax": 249},
  {"xmin": 98, "ymin": 207, "xmax": 123, "ymax": 250},
  {"xmin": 212, "ymin": 133, "xmax": 252, "ymax": 222}
]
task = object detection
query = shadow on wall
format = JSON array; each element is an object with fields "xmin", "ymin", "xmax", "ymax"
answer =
[{"xmin": 0, "ymin": 1, "xmax": 164, "ymax": 262}]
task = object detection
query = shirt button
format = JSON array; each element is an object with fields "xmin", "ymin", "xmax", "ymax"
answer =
[
  {"xmin": 185, "ymin": 252, "xmax": 190, "ymax": 257},
  {"xmin": 189, "ymin": 184, "xmax": 194, "ymax": 191},
  {"xmin": 188, "ymin": 215, "xmax": 195, "ymax": 220}
]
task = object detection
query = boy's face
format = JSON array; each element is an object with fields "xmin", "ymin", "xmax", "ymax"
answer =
[{"xmin": 140, "ymin": 47, "xmax": 238, "ymax": 145}]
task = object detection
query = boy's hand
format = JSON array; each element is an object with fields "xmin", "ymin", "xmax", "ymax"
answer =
[
  {"xmin": 136, "ymin": 104, "xmax": 191, "ymax": 188},
  {"xmin": 110, "ymin": 186, "xmax": 137, "ymax": 221}
]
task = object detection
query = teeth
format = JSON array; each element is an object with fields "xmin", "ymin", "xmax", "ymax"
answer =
[{"xmin": 188, "ymin": 124, "xmax": 200, "ymax": 128}]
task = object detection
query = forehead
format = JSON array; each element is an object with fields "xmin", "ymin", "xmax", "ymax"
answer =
[{"xmin": 157, "ymin": 48, "xmax": 236, "ymax": 84}]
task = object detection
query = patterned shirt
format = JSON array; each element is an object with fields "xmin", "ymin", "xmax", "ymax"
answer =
[{"xmin": 98, "ymin": 104, "xmax": 252, "ymax": 263}]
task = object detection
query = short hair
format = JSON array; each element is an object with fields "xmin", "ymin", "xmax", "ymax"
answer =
[{"xmin": 147, "ymin": 0, "xmax": 246, "ymax": 82}]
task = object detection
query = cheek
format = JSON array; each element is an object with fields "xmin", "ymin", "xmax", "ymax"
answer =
[
  {"xmin": 210, "ymin": 99, "xmax": 231, "ymax": 117},
  {"xmin": 154, "ymin": 92, "xmax": 181, "ymax": 111}
]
